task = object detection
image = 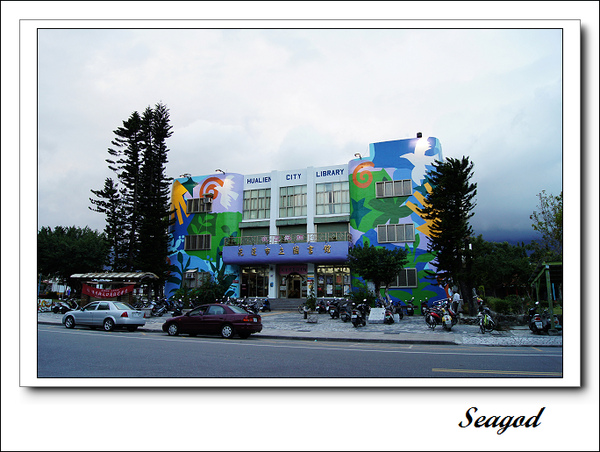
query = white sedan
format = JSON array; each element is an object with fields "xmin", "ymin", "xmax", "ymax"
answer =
[{"xmin": 62, "ymin": 301, "xmax": 146, "ymax": 332}]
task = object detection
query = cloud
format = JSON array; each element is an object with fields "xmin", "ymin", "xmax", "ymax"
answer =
[{"xmin": 35, "ymin": 27, "xmax": 564, "ymax": 244}]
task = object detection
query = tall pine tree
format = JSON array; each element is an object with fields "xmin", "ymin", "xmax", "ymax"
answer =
[
  {"xmin": 89, "ymin": 177, "xmax": 127, "ymax": 270},
  {"xmin": 418, "ymin": 156, "xmax": 478, "ymax": 314},
  {"xmin": 137, "ymin": 103, "xmax": 174, "ymax": 295},
  {"xmin": 90, "ymin": 102, "xmax": 173, "ymax": 295},
  {"xmin": 105, "ymin": 110, "xmax": 144, "ymax": 270}
]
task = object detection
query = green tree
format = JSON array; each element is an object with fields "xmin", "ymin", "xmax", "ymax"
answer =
[
  {"xmin": 470, "ymin": 235, "xmax": 532, "ymax": 299},
  {"xmin": 137, "ymin": 103, "xmax": 174, "ymax": 295},
  {"xmin": 37, "ymin": 226, "xmax": 110, "ymax": 288},
  {"xmin": 529, "ymin": 190, "xmax": 562, "ymax": 263},
  {"xmin": 417, "ymin": 156, "xmax": 478, "ymax": 314},
  {"xmin": 105, "ymin": 110, "xmax": 144, "ymax": 270},
  {"xmin": 347, "ymin": 243, "xmax": 408, "ymax": 303},
  {"xmin": 91, "ymin": 102, "xmax": 174, "ymax": 295},
  {"xmin": 89, "ymin": 177, "xmax": 128, "ymax": 270}
]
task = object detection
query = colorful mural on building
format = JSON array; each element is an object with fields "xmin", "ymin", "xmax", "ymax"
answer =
[
  {"xmin": 166, "ymin": 136, "xmax": 447, "ymax": 310},
  {"xmin": 166, "ymin": 173, "xmax": 243, "ymax": 299},
  {"xmin": 348, "ymin": 136, "xmax": 447, "ymax": 307}
]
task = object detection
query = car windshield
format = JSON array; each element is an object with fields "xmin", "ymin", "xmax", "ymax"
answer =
[
  {"xmin": 228, "ymin": 305, "xmax": 249, "ymax": 314},
  {"xmin": 113, "ymin": 302, "xmax": 133, "ymax": 310}
]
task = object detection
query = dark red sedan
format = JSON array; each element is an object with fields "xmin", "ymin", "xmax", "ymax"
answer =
[{"xmin": 162, "ymin": 303, "xmax": 262, "ymax": 339}]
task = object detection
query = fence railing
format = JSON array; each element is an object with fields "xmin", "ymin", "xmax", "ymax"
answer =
[{"xmin": 224, "ymin": 232, "xmax": 352, "ymax": 246}]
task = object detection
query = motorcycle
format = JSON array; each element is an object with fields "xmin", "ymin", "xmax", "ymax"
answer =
[
  {"xmin": 425, "ymin": 299, "xmax": 447, "ymax": 330},
  {"xmin": 542, "ymin": 308, "xmax": 562, "ymax": 333},
  {"xmin": 259, "ymin": 298, "xmax": 271, "ymax": 312},
  {"xmin": 171, "ymin": 298, "xmax": 184, "ymax": 316},
  {"xmin": 441, "ymin": 304, "xmax": 454, "ymax": 331},
  {"xmin": 315, "ymin": 299, "xmax": 328, "ymax": 314},
  {"xmin": 420, "ymin": 298, "xmax": 429, "ymax": 316},
  {"xmin": 405, "ymin": 298, "xmax": 415, "ymax": 316},
  {"xmin": 340, "ymin": 302, "xmax": 352, "ymax": 323},
  {"xmin": 383, "ymin": 303, "xmax": 395, "ymax": 324},
  {"xmin": 528, "ymin": 302, "xmax": 561, "ymax": 334},
  {"xmin": 478, "ymin": 305, "xmax": 496, "ymax": 334},
  {"xmin": 328, "ymin": 300, "xmax": 341, "ymax": 319},
  {"xmin": 351, "ymin": 301, "xmax": 369, "ymax": 328},
  {"xmin": 52, "ymin": 300, "xmax": 77, "ymax": 314}
]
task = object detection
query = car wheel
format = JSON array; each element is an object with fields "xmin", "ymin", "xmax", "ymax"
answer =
[
  {"xmin": 167, "ymin": 323, "xmax": 179, "ymax": 336},
  {"xmin": 64, "ymin": 316, "xmax": 75, "ymax": 329},
  {"xmin": 220, "ymin": 324, "xmax": 235, "ymax": 339},
  {"xmin": 127, "ymin": 326, "xmax": 138, "ymax": 332},
  {"xmin": 103, "ymin": 318, "xmax": 115, "ymax": 332}
]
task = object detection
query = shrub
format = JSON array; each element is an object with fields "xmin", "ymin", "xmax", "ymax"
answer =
[
  {"xmin": 349, "ymin": 287, "xmax": 377, "ymax": 307},
  {"xmin": 487, "ymin": 296, "xmax": 525, "ymax": 315}
]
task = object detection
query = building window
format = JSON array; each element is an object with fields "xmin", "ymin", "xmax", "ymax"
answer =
[
  {"xmin": 316, "ymin": 181, "xmax": 350, "ymax": 215},
  {"xmin": 243, "ymin": 189, "xmax": 271, "ymax": 220},
  {"xmin": 186, "ymin": 197, "xmax": 213, "ymax": 213},
  {"xmin": 185, "ymin": 234, "xmax": 211, "ymax": 251},
  {"xmin": 391, "ymin": 268, "xmax": 418, "ymax": 288},
  {"xmin": 376, "ymin": 179, "xmax": 412, "ymax": 198},
  {"xmin": 279, "ymin": 185, "xmax": 307, "ymax": 218},
  {"xmin": 377, "ymin": 223, "xmax": 415, "ymax": 243}
]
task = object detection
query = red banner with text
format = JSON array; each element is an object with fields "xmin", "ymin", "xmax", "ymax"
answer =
[{"xmin": 82, "ymin": 283, "xmax": 135, "ymax": 299}]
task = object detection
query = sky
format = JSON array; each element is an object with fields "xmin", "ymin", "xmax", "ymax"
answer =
[{"xmin": 35, "ymin": 25, "xmax": 566, "ymax": 244}]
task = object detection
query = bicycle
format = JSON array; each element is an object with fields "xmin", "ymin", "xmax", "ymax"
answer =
[
  {"xmin": 478, "ymin": 306, "xmax": 496, "ymax": 334},
  {"xmin": 297, "ymin": 302, "xmax": 307, "ymax": 314}
]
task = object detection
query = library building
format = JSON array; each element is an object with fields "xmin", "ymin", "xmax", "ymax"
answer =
[{"xmin": 166, "ymin": 134, "xmax": 448, "ymax": 309}]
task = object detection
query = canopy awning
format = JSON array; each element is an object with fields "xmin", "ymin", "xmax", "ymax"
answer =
[{"xmin": 70, "ymin": 272, "xmax": 159, "ymax": 283}]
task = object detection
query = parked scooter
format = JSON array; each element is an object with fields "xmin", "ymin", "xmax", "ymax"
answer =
[
  {"xmin": 259, "ymin": 298, "xmax": 271, "ymax": 312},
  {"xmin": 328, "ymin": 299, "xmax": 341, "ymax": 319},
  {"xmin": 420, "ymin": 298, "xmax": 429, "ymax": 316},
  {"xmin": 315, "ymin": 299, "xmax": 328, "ymax": 314},
  {"xmin": 542, "ymin": 308, "xmax": 562, "ymax": 333},
  {"xmin": 171, "ymin": 298, "xmax": 184, "ymax": 316},
  {"xmin": 478, "ymin": 304, "xmax": 496, "ymax": 334},
  {"xmin": 441, "ymin": 303, "xmax": 454, "ymax": 331},
  {"xmin": 405, "ymin": 298, "xmax": 415, "ymax": 316},
  {"xmin": 52, "ymin": 299, "xmax": 78, "ymax": 314},
  {"xmin": 528, "ymin": 302, "xmax": 561, "ymax": 334},
  {"xmin": 425, "ymin": 299, "xmax": 444, "ymax": 330},
  {"xmin": 351, "ymin": 301, "xmax": 369, "ymax": 327},
  {"xmin": 340, "ymin": 302, "xmax": 352, "ymax": 323}
]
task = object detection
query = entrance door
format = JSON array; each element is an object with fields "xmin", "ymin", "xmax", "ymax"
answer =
[{"xmin": 287, "ymin": 273, "xmax": 302, "ymax": 298}]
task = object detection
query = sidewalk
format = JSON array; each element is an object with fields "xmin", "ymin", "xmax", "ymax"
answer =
[{"xmin": 37, "ymin": 310, "xmax": 563, "ymax": 347}]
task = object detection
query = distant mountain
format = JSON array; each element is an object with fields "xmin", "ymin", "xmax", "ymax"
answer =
[{"xmin": 474, "ymin": 229, "xmax": 538, "ymax": 246}]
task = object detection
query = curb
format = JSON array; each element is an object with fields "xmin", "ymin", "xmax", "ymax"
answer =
[
  {"xmin": 38, "ymin": 320, "xmax": 458, "ymax": 345},
  {"xmin": 37, "ymin": 320, "xmax": 562, "ymax": 347}
]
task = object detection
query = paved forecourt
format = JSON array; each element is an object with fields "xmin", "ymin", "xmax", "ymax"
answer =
[{"xmin": 37, "ymin": 309, "xmax": 563, "ymax": 347}]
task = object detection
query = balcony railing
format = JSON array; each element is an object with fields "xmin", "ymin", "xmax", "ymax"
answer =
[{"xmin": 224, "ymin": 232, "xmax": 352, "ymax": 246}]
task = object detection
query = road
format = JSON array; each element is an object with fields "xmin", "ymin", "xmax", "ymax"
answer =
[{"xmin": 37, "ymin": 324, "xmax": 563, "ymax": 379}]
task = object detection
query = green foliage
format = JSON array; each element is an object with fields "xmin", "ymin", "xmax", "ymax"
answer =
[
  {"xmin": 486, "ymin": 296, "xmax": 525, "ymax": 315},
  {"xmin": 529, "ymin": 190, "xmax": 563, "ymax": 264},
  {"xmin": 190, "ymin": 279, "xmax": 223, "ymax": 306},
  {"xmin": 348, "ymin": 286, "xmax": 377, "ymax": 307},
  {"xmin": 418, "ymin": 156, "xmax": 477, "ymax": 287},
  {"xmin": 347, "ymin": 243, "xmax": 408, "ymax": 299},
  {"xmin": 470, "ymin": 235, "xmax": 532, "ymax": 299},
  {"xmin": 90, "ymin": 102, "xmax": 174, "ymax": 292},
  {"xmin": 305, "ymin": 287, "xmax": 317, "ymax": 311},
  {"xmin": 37, "ymin": 226, "xmax": 110, "ymax": 283}
]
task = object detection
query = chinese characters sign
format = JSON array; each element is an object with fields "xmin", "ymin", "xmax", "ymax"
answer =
[
  {"xmin": 82, "ymin": 284, "xmax": 135, "ymax": 299},
  {"xmin": 223, "ymin": 241, "xmax": 349, "ymax": 265}
]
